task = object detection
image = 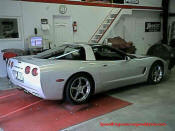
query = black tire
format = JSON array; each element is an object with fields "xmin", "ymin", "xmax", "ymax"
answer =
[
  {"xmin": 65, "ymin": 74, "xmax": 93, "ymax": 105},
  {"xmin": 148, "ymin": 62, "xmax": 164, "ymax": 84}
]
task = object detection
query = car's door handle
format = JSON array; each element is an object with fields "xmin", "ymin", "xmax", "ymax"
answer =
[{"xmin": 103, "ymin": 64, "xmax": 108, "ymax": 67}]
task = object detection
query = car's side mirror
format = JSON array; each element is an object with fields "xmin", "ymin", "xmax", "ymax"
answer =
[{"xmin": 126, "ymin": 56, "xmax": 131, "ymax": 61}]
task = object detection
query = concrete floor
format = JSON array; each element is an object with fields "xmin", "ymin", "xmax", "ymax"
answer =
[
  {"xmin": 0, "ymin": 78, "xmax": 11, "ymax": 90},
  {"xmin": 0, "ymin": 69, "xmax": 175, "ymax": 131}
]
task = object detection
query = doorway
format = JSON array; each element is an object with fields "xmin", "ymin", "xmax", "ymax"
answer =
[{"xmin": 53, "ymin": 15, "xmax": 73, "ymax": 46}]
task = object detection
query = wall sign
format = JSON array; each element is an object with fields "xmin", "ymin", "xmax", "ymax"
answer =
[
  {"xmin": 41, "ymin": 19, "xmax": 49, "ymax": 30},
  {"xmin": 145, "ymin": 22, "xmax": 161, "ymax": 32},
  {"xmin": 125, "ymin": 0, "xmax": 139, "ymax": 4},
  {"xmin": 41, "ymin": 19, "xmax": 48, "ymax": 24},
  {"xmin": 59, "ymin": 5, "xmax": 67, "ymax": 14}
]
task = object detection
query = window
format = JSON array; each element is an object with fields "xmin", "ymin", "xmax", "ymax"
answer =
[
  {"xmin": 36, "ymin": 45, "xmax": 86, "ymax": 60},
  {"xmin": 92, "ymin": 45, "xmax": 125, "ymax": 61},
  {"xmin": 0, "ymin": 18, "xmax": 19, "ymax": 39}
]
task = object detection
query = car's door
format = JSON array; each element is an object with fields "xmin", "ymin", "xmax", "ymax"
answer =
[{"xmin": 91, "ymin": 45, "xmax": 146, "ymax": 91}]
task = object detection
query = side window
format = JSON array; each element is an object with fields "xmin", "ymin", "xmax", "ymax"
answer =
[
  {"xmin": 56, "ymin": 47, "xmax": 86, "ymax": 60},
  {"xmin": 70, "ymin": 47, "xmax": 86, "ymax": 60},
  {"xmin": 92, "ymin": 46, "xmax": 124, "ymax": 61}
]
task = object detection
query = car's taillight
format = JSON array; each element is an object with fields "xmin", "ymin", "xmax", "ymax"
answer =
[
  {"xmin": 25, "ymin": 66, "xmax": 30, "ymax": 74},
  {"xmin": 11, "ymin": 61, "xmax": 14, "ymax": 68},
  {"xmin": 32, "ymin": 68, "xmax": 38, "ymax": 76}
]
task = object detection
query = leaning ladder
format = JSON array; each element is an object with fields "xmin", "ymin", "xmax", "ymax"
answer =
[{"xmin": 89, "ymin": 8, "xmax": 122, "ymax": 44}]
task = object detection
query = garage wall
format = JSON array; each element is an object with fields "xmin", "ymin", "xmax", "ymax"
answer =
[
  {"xmin": 169, "ymin": 0, "xmax": 175, "ymax": 13},
  {"xmin": 0, "ymin": 0, "xmax": 163, "ymax": 51},
  {"xmin": 21, "ymin": 2, "xmax": 111, "ymax": 48},
  {"xmin": 125, "ymin": 0, "xmax": 162, "ymax": 7},
  {"xmin": 21, "ymin": 2, "xmax": 163, "ymax": 55},
  {"xmin": 107, "ymin": 11, "xmax": 162, "ymax": 55},
  {"xmin": 169, "ymin": 0, "xmax": 175, "ymax": 26},
  {"xmin": 0, "ymin": 0, "xmax": 24, "ymax": 77},
  {"xmin": 0, "ymin": 0, "xmax": 24, "ymax": 50},
  {"xmin": 0, "ymin": 0, "xmax": 114, "ymax": 50},
  {"xmin": 131, "ymin": 11, "xmax": 162, "ymax": 54}
]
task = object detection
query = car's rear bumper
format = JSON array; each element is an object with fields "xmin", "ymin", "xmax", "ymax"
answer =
[
  {"xmin": 10, "ymin": 78, "xmax": 64, "ymax": 100},
  {"xmin": 11, "ymin": 79, "xmax": 46, "ymax": 99}
]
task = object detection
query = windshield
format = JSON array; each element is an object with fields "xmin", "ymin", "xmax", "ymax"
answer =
[{"xmin": 35, "ymin": 45, "xmax": 86, "ymax": 60}]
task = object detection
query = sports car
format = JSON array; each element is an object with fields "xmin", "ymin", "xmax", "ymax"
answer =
[{"xmin": 7, "ymin": 43, "xmax": 168, "ymax": 104}]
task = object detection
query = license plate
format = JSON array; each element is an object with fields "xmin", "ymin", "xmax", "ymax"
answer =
[{"xmin": 16, "ymin": 71, "xmax": 24, "ymax": 81}]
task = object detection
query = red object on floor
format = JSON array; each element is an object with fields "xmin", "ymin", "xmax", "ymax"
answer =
[
  {"xmin": 0, "ymin": 89, "xmax": 132, "ymax": 131},
  {"xmin": 3, "ymin": 52, "xmax": 17, "ymax": 59}
]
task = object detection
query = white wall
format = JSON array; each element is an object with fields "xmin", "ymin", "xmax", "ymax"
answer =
[
  {"xmin": 0, "ymin": 0, "xmax": 163, "ymax": 51},
  {"xmin": 169, "ymin": 0, "xmax": 175, "ymax": 13},
  {"xmin": 0, "ymin": 0, "xmax": 24, "ymax": 77},
  {"xmin": 0, "ymin": 0, "xmax": 24, "ymax": 50},
  {"xmin": 21, "ymin": 2, "xmax": 112, "ymax": 48},
  {"xmin": 169, "ymin": 0, "xmax": 175, "ymax": 27},
  {"xmin": 124, "ymin": 0, "xmax": 162, "ymax": 7},
  {"xmin": 132, "ymin": 11, "xmax": 162, "ymax": 54},
  {"xmin": 107, "ymin": 11, "xmax": 162, "ymax": 55}
]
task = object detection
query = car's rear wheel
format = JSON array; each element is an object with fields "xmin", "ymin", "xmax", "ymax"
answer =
[
  {"xmin": 65, "ymin": 74, "xmax": 93, "ymax": 104},
  {"xmin": 148, "ymin": 62, "xmax": 164, "ymax": 84}
]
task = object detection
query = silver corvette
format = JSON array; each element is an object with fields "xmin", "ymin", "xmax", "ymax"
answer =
[{"xmin": 7, "ymin": 43, "xmax": 168, "ymax": 104}]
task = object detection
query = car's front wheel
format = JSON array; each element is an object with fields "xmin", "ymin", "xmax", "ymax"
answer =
[
  {"xmin": 65, "ymin": 74, "xmax": 93, "ymax": 104},
  {"xmin": 148, "ymin": 62, "xmax": 164, "ymax": 84}
]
